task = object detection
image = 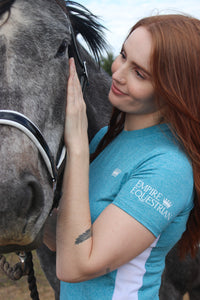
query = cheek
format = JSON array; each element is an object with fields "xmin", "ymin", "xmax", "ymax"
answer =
[{"xmin": 128, "ymin": 81, "xmax": 154, "ymax": 100}]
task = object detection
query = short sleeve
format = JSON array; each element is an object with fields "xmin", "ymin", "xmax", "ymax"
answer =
[
  {"xmin": 89, "ymin": 126, "xmax": 108, "ymax": 154},
  {"xmin": 112, "ymin": 151, "xmax": 194, "ymax": 237}
]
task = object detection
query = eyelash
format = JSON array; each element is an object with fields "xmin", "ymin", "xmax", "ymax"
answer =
[
  {"xmin": 120, "ymin": 49, "xmax": 126, "ymax": 59},
  {"xmin": 119, "ymin": 50, "xmax": 145, "ymax": 80},
  {"xmin": 135, "ymin": 70, "xmax": 145, "ymax": 79}
]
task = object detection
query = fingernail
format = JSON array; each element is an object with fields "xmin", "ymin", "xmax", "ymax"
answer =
[{"xmin": 69, "ymin": 57, "xmax": 75, "ymax": 66}]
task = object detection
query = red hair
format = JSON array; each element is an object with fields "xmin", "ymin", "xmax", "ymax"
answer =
[{"xmin": 91, "ymin": 14, "xmax": 200, "ymax": 258}]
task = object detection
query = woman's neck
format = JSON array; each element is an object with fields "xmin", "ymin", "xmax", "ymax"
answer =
[{"xmin": 124, "ymin": 111, "xmax": 162, "ymax": 131}]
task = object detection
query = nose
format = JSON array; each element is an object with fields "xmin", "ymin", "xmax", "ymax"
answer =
[{"xmin": 112, "ymin": 59, "xmax": 126, "ymax": 85}]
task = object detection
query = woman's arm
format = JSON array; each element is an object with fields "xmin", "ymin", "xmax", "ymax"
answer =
[{"xmin": 56, "ymin": 58, "xmax": 155, "ymax": 283}]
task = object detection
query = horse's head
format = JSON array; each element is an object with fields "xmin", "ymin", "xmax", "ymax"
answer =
[{"xmin": 0, "ymin": 0, "xmax": 108, "ymax": 253}]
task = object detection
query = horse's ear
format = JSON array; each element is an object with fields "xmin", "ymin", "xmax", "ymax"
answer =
[{"xmin": 65, "ymin": 1, "xmax": 109, "ymax": 61}]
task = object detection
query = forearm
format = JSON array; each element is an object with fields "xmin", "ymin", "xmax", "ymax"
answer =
[{"xmin": 56, "ymin": 147, "xmax": 92, "ymax": 281}]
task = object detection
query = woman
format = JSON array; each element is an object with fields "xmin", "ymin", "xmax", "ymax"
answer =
[{"xmin": 45, "ymin": 14, "xmax": 200, "ymax": 299}]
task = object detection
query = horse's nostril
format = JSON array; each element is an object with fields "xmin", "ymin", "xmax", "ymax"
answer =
[
  {"xmin": 14, "ymin": 174, "xmax": 44, "ymax": 218},
  {"xmin": 0, "ymin": 176, "xmax": 41, "ymax": 216},
  {"xmin": 24, "ymin": 175, "xmax": 44, "ymax": 217},
  {"xmin": 17, "ymin": 183, "xmax": 34, "ymax": 217},
  {"xmin": 0, "ymin": 174, "xmax": 44, "ymax": 245}
]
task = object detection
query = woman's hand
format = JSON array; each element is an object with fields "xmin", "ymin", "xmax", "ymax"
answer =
[{"xmin": 65, "ymin": 58, "xmax": 89, "ymax": 154}]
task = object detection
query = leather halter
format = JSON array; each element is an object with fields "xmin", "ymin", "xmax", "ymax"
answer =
[
  {"xmin": 0, "ymin": 25, "xmax": 89, "ymax": 194},
  {"xmin": 68, "ymin": 24, "xmax": 88, "ymax": 93}
]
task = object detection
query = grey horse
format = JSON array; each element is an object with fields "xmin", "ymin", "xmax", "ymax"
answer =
[
  {"xmin": 0, "ymin": 0, "xmax": 111, "ymax": 298},
  {"xmin": 0, "ymin": 1, "xmax": 200, "ymax": 300},
  {"xmin": 0, "ymin": 0, "xmax": 111, "ymax": 250}
]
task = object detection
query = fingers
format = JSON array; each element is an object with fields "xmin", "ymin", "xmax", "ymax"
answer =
[
  {"xmin": 67, "ymin": 58, "xmax": 76, "ymax": 105},
  {"xmin": 66, "ymin": 57, "xmax": 86, "ymax": 114},
  {"xmin": 68, "ymin": 58, "xmax": 82, "ymax": 102},
  {"xmin": 68, "ymin": 57, "xmax": 75, "ymax": 81}
]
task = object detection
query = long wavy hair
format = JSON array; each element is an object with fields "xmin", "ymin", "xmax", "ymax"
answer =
[{"xmin": 91, "ymin": 14, "xmax": 200, "ymax": 258}]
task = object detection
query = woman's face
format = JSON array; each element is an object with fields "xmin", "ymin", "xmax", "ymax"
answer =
[{"xmin": 109, "ymin": 26, "xmax": 157, "ymax": 121}]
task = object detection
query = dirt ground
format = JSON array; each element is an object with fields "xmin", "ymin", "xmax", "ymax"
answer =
[
  {"xmin": 0, "ymin": 251, "xmax": 54, "ymax": 300},
  {"xmin": 0, "ymin": 251, "xmax": 191, "ymax": 300}
]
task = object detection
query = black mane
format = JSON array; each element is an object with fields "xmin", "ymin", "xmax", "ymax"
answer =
[
  {"xmin": 66, "ymin": 1, "xmax": 108, "ymax": 60},
  {"xmin": 0, "ymin": 0, "xmax": 15, "ymax": 15}
]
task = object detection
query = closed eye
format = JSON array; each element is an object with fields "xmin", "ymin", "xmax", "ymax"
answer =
[
  {"xmin": 120, "ymin": 49, "xmax": 126, "ymax": 59},
  {"xmin": 135, "ymin": 69, "xmax": 145, "ymax": 79},
  {"xmin": 120, "ymin": 45, "xmax": 150, "ymax": 79}
]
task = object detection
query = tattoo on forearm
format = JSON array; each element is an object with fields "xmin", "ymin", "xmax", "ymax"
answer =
[{"xmin": 75, "ymin": 227, "xmax": 93, "ymax": 245}]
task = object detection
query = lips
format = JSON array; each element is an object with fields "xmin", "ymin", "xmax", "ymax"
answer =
[{"xmin": 111, "ymin": 82, "xmax": 127, "ymax": 96}]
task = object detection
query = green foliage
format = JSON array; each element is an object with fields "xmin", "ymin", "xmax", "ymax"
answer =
[{"xmin": 100, "ymin": 52, "xmax": 115, "ymax": 76}]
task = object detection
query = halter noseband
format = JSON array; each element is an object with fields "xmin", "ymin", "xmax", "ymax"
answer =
[
  {"xmin": 0, "ymin": 110, "xmax": 58, "ymax": 185},
  {"xmin": 0, "ymin": 25, "xmax": 88, "ymax": 197}
]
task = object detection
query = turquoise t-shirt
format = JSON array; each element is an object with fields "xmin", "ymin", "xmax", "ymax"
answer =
[{"xmin": 60, "ymin": 124, "xmax": 194, "ymax": 300}]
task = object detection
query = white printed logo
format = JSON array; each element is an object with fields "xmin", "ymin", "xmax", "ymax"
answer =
[
  {"xmin": 112, "ymin": 168, "xmax": 122, "ymax": 177},
  {"xmin": 163, "ymin": 199, "xmax": 173, "ymax": 209},
  {"xmin": 130, "ymin": 180, "xmax": 173, "ymax": 221}
]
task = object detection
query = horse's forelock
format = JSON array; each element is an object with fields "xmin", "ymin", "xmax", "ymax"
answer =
[
  {"xmin": 66, "ymin": 1, "xmax": 108, "ymax": 61},
  {"xmin": 0, "ymin": 0, "xmax": 16, "ymax": 16}
]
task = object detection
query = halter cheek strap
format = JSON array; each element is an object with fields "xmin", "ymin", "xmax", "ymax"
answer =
[{"xmin": 68, "ymin": 24, "xmax": 89, "ymax": 93}]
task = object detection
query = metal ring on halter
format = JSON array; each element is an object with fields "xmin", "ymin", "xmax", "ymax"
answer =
[{"xmin": 17, "ymin": 251, "xmax": 27, "ymax": 272}]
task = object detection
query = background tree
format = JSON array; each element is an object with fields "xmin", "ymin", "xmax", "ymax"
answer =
[{"xmin": 100, "ymin": 52, "xmax": 115, "ymax": 76}]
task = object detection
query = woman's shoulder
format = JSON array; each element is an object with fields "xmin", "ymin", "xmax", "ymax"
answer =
[
  {"xmin": 142, "ymin": 141, "xmax": 194, "ymax": 187},
  {"xmin": 145, "ymin": 125, "xmax": 193, "ymax": 174}
]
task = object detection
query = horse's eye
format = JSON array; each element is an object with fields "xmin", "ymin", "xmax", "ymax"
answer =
[{"xmin": 55, "ymin": 39, "xmax": 68, "ymax": 58}]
